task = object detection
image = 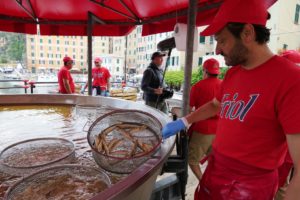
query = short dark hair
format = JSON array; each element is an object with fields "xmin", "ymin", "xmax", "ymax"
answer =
[
  {"xmin": 203, "ymin": 69, "xmax": 218, "ymax": 77},
  {"xmin": 226, "ymin": 23, "xmax": 271, "ymax": 44}
]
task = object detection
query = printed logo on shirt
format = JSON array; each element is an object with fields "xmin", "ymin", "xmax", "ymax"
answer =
[
  {"xmin": 94, "ymin": 72, "xmax": 104, "ymax": 78},
  {"xmin": 220, "ymin": 93, "xmax": 259, "ymax": 122}
]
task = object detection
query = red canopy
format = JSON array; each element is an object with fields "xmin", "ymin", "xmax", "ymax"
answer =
[{"xmin": 0, "ymin": 0, "xmax": 277, "ymax": 36}]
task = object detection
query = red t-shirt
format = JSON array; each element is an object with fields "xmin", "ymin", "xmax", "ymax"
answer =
[
  {"xmin": 190, "ymin": 77, "xmax": 222, "ymax": 134},
  {"xmin": 92, "ymin": 67, "xmax": 111, "ymax": 90},
  {"xmin": 58, "ymin": 66, "xmax": 75, "ymax": 94},
  {"xmin": 214, "ymin": 55, "xmax": 300, "ymax": 170}
]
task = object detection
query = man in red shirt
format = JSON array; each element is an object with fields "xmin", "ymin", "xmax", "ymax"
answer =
[
  {"xmin": 81, "ymin": 57, "xmax": 111, "ymax": 96},
  {"xmin": 188, "ymin": 58, "xmax": 222, "ymax": 181},
  {"xmin": 58, "ymin": 56, "xmax": 75, "ymax": 94},
  {"xmin": 275, "ymin": 50, "xmax": 300, "ymax": 200},
  {"xmin": 162, "ymin": 0, "xmax": 300, "ymax": 199}
]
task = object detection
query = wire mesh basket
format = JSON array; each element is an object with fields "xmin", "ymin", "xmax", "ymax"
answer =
[
  {"xmin": 75, "ymin": 104, "xmax": 115, "ymax": 131},
  {"xmin": 4, "ymin": 164, "xmax": 111, "ymax": 200},
  {"xmin": 87, "ymin": 109, "xmax": 162, "ymax": 174},
  {"xmin": 0, "ymin": 137, "xmax": 75, "ymax": 176}
]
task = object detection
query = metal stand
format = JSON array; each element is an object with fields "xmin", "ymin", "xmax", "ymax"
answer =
[{"xmin": 151, "ymin": 113, "xmax": 188, "ymax": 200}]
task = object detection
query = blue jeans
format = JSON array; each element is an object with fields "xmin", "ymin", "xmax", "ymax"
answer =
[{"xmin": 92, "ymin": 86, "xmax": 109, "ymax": 96}]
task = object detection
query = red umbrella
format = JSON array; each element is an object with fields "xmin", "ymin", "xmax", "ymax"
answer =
[
  {"xmin": 0, "ymin": 0, "xmax": 277, "ymax": 36},
  {"xmin": 281, "ymin": 50, "xmax": 300, "ymax": 64}
]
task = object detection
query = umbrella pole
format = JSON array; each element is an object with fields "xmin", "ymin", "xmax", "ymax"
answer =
[
  {"xmin": 182, "ymin": 0, "xmax": 197, "ymax": 116},
  {"xmin": 87, "ymin": 12, "xmax": 94, "ymax": 96}
]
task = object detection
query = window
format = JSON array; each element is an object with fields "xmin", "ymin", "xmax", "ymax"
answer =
[
  {"xmin": 40, "ymin": 39, "xmax": 43, "ymax": 43},
  {"xmin": 31, "ymin": 52, "xmax": 34, "ymax": 57},
  {"xmin": 210, "ymin": 36, "xmax": 214, "ymax": 44},
  {"xmin": 199, "ymin": 36, "xmax": 205, "ymax": 44},
  {"xmin": 40, "ymin": 53, "xmax": 43, "ymax": 57},
  {"xmin": 295, "ymin": 4, "xmax": 300, "ymax": 24},
  {"xmin": 116, "ymin": 67, "xmax": 119, "ymax": 72},
  {"xmin": 198, "ymin": 57, "xmax": 203, "ymax": 66},
  {"xmin": 30, "ymin": 38, "xmax": 34, "ymax": 42},
  {"xmin": 48, "ymin": 39, "xmax": 51, "ymax": 44},
  {"xmin": 283, "ymin": 44, "xmax": 288, "ymax": 50},
  {"xmin": 171, "ymin": 57, "xmax": 175, "ymax": 66},
  {"xmin": 32, "ymin": 60, "xmax": 35, "ymax": 64}
]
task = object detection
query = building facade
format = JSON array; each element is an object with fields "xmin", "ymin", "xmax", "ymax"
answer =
[{"xmin": 25, "ymin": 0, "xmax": 300, "ymax": 76}]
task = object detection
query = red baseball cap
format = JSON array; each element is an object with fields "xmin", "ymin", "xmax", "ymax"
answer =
[
  {"xmin": 280, "ymin": 50, "xmax": 300, "ymax": 64},
  {"xmin": 63, "ymin": 56, "xmax": 73, "ymax": 63},
  {"xmin": 94, "ymin": 57, "xmax": 103, "ymax": 63},
  {"xmin": 203, "ymin": 58, "xmax": 220, "ymax": 75},
  {"xmin": 201, "ymin": 0, "xmax": 268, "ymax": 36}
]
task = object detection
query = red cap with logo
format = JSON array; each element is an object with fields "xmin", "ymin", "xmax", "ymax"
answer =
[
  {"xmin": 63, "ymin": 56, "xmax": 73, "ymax": 63},
  {"xmin": 94, "ymin": 57, "xmax": 103, "ymax": 63},
  {"xmin": 203, "ymin": 58, "xmax": 220, "ymax": 75},
  {"xmin": 201, "ymin": 0, "xmax": 268, "ymax": 36}
]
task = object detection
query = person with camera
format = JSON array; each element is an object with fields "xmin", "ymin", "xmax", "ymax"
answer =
[
  {"xmin": 188, "ymin": 58, "xmax": 222, "ymax": 181},
  {"xmin": 141, "ymin": 51, "xmax": 171, "ymax": 113}
]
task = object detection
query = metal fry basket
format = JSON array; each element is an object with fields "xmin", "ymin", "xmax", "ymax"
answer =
[
  {"xmin": 4, "ymin": 164, "xmax": 111, "ymax": 200},
  {"xmin": 87, "ymin": 109, "xmax": 162, "ymax": 174},
  {"xmin": 0, "ymin": 137, "xmax": 75, "ymax": 176}
]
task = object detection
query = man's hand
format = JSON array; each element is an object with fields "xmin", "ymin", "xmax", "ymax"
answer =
[
  {"xmin": 162, "ymin": 118, "xmax": 187, "ymax": 139},
  {"xmin": 154, "ymin": 88, "xmax": 163, "ymax": 95}
]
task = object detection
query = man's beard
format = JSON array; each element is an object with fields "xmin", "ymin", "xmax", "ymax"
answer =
[{"xmin": 224, "ymin": 40, "xmax": 248, "ymax": 66}]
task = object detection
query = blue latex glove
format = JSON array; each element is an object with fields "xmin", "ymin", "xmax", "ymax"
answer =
[{"xmin": 162, "ymin": 119, "xmax": 186, "ymax": 139}]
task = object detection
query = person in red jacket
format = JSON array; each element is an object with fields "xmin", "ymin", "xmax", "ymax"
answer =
[
  {"xmin": 162, "ymin": 0, "xmax": 300, "ymax": 199},
  {"xmin": 275, "ymin": 49, "xmax": 300, "ymax": 200},
  {"xmin": 81, "ymin": 57, "xmax": 111, "ymax": 96},
  {"xmin": 58, "ymin": 56, "xmax": 75, "ymax": 94},
  {"xmin": 188, "ymin": 58, "xmax": 222, "ymax": 181}
]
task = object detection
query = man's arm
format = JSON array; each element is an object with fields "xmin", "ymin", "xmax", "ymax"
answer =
[
  {"xmin": 62, "ymin": 78, "xmax": 72, "ymax": 94},
  {"xmin": 106, "ymin": 78, "xmax": 110, "ymax": 91},
  {"xmin": 162, "ymin": 98, "xmax": 221, "ymax": 139},
  {"xmin": 141, "ymin": 69, "xmax": 155, "ymax": 93},
  {"xmin": 284, "ymin": 134, "xmax": 300, "ymax": 200},
  {"xmin": 186, "ymin": 98, "xmax": 221, "ymax": 124}
]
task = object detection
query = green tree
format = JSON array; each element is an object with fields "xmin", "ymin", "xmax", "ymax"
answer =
[
  {"xmin": 165, "ymin": 66, "xmax": 229, "ymax": 90},
  {"xmin": 0, "ymin": 32, "xmax": 25, "ymax": 63}
]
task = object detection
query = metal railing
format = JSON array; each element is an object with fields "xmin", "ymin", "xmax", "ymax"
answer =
[{"xmin": 0, "ymin": 79, "xmax": 139, "ymax": 94}]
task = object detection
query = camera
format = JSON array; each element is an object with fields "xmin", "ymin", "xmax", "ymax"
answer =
[{"xmin": 160, "ymin": 88, "xmax": 174, "ymax": 100}]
